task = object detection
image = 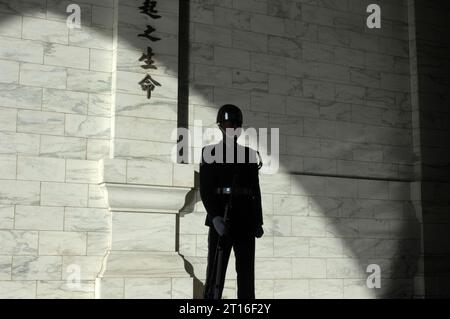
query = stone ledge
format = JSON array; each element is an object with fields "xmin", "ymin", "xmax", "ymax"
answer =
[
  {"xmin": 100, "ymin": 182, "xmax": 192, "ymax": 213},
  {"xmin": 100, "ymin": 251, "xmax": 190, "ymax": 278},
  {"xmin": 98, "ymin": 158, "xmax": 195, "ymax": 188}
]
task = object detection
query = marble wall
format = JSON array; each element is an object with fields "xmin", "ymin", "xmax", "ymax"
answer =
[
  {"xmin": 0, "ymin": 0, "xmax": 429, "ymax": 299},
  {"xmin": 0, "ymin": 0, "xmax": 114, "ymax": 298},
  {"xmin": 180, "ymin": 0, "xmax": 422, "ymax": 298}
]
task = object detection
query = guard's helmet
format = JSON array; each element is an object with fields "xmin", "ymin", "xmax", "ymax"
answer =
[{"xmin": 216, "ymin": 104, "xmax": 243, "ymax": 127}]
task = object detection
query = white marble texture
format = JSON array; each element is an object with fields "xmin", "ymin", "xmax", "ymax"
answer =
[
  {"xmin": 96, "ymin": 278, "xmax": 124, "ymax": 299},
  {"xmin": 69, "ymin": 26, "xmax": 113, "ymax": 51},
  {"xmin": 12, "ymin": 255, "xmax": 62, "ymax": 280},
  {"xmin": 292, "ymin": 216, "xmax": 328, "ymax": 237},
  {"xmin": 173, "ymin": 164, "xmax": 196, "ymax": 188},
  {"xmin": 102, "ymin": 252, "xmax": 189, "ymax": 278},
  {"xmin": 0, "ymin": 59, "xmax": 19, "ymax": 84},
  {"xmin": 0, "ymin": 180, "xmax": 40, "ymax": 205},
  {"xmin": 20, "ymin": 63, "xmax": 67, "ymax": 89},
  {"xmin": 0, "ymin": 36, "xmax": 44, "ymax": 63},
  {"xmin": 38, "ymin": 231, "xmax": 87, "ymax": 255},
  {"xmin": 115, "ymin": 116, "xmax": 176, "ymax": 143},
  {"xmin": 273, "ymin": 194, "xmax": 309, "ymax": 216},
  {"xmin": 37, "ymin": 280, "xmax": 95, "ymax": 299},
  {"xmin": 179, "ymin": 213, "xmax": 209, "ymax": 235},
  {"xmin": 111, "ymin": 212, "xmax": 175, "ymax": 251},
  {"xmin": 15, "ymin": 205, "xmax": 64, "ymax": 231},
  {"xmin": 0, "ymin": 132, "xmax": 39, "ymax": 155},
  {"xmin": 67, "ymin": 69, "xmax": 112, "ymax": 94},
  {"xmin": 274, "ymin": 237, "xmax": 308, "ymax": 257},
  {"xmin": 255, "ymin": 280, "xmax": 274, "ymax": 298},
  {"xmin": 310, "ymin": 238, "xmax": 344, "ymax": 257},
  {"xmin": 0, "ymin": 281, "xmax": 36, "ymax": 299},
  {"xmin": 0, "ymin": 255, "xmax": 12, "ymax": 280},
  {"xmin": 115, "ymin": 71, "xmax": 146, "ymax": 96},
  {"xmin": 87, "ymin": 232, "xmax": 110, "ymax": 256},
  {"xmin": 179, "ymin": 234, "xmax": 196, "ymax": 257},
  {"xmin": 65, "ymin": 159, "xmax": 98, "ymax": 183},
  {"xmin": 40, "ymin": 135, "xmax": 86, "ymax": 159},
  {"xmin": 40, "ymin": 182, "xmax": 88, "ymax": 207},
  {"xmin": 326, "ymin": 258, "xmax": 365, "ymax": 279},
  {"xmin": 0, "ymin": 154, "xmax": 16, "ymax": 180},
  {"xmin": 88, "ymin": 184, "xmax": 108, "ymax": 208},
  {"xmin": 126, "ymin": 161, "xmax": 173, "ymax": 186},
  {"xmin": 64, "ymin": 207, "xmax": 110, "ymax": 232},
  {"xmin": 22, "ymin": 16, "xmax": 68, "ymax": 44},
  {"xmin": 0, "ymin": 83, "xmax": 42, "ymax": 110},
  {"xmin": 271, "ymin": 215, "xmax": 290, "ymax": 236},
  {"xmin": 0, "ymin": 107, "xmax": 17, "ymax": 132},
  {"xmin": 256, "ymin": 236, "xmax": 275, "ymax": 257},
  {"xmin": 292, "ymin": 258, "xmax": 326, "ymax": 279},
  {"xmin": 62, "ymin": 256, "xmax": 104, "ymax": 280},
  {"xmin": 90, "ymin": 49, "xmax": 113, "ymax": 73},
  {"xmin": 172, "ymin": 277, "xmax": 193, "ymax": 299},
  {"xmin": 42, "ymin": 88, "xmax": 89, "ymax": 114},
  {"xmin": 274, "ymin": 279, "xmax": 309, "ymax": 299},
  {"xmin": 98, "ymin": 158, "xmax": 126, "ymax": 184},
  {"xmin": 17, "ymin": 155, "xmax": 65, "ymax": 182},
  {"xmin": 17, "ymin": 110, "xmax": 65, "ymax": 135},
  {"xmin": 87, "ymin": 142, "xmax": 109, "ymax": 159},
  {"xmin": 343, "ymin": 279, "xmax": 375, "ymax": 299},
  {"xmin": 115, "ymin": 93, "xmax": 178, "ymax": 121},
  {"xmin": 0, "ymin": 205, "xmax": 14, "ymax": 229},
  {"xmin": 44, "ymin": 43, "xmax": 90, "ymax": 69},
  {"xmin": 124, "ymin": 278, "xmax": 171, "ymax": 299},
  {"xmin": 0, "ymin": 230, "xmax": 38, "ymax": 255},
  {"xmin": 255, "ymin": 258, "xmax": 292, "ymax": 279},
  {"xmin": 309, "ymin": 279, "xmax": 344, "ymax": 299},
  {"xmin": 89, "ymin": 93, "xmax": 111, "ymax": 117}
]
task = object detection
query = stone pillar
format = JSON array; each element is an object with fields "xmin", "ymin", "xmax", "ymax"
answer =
[
  {"xmin": 95, "ymin": 158, "xmax": 194, "ymax": 298},
  {"xmin": 93, "ymin": 0, "xmax": 194, "ymax": 298},
  {"xmin": 111, "ymin": 0, "xmax": 180, "ymax": 162}
]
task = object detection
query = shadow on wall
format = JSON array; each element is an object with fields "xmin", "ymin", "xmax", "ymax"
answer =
[
  {"xmin": 414, "ymin": 0, "xmax": 450, "ymax": 297},
  {"xmin": 0, "ymin": 0, "xmax": 422, "ymax": 298}
]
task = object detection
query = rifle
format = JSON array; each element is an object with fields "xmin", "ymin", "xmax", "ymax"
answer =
[{"xmin": 208, "ymin": 173, "xmax": 238, "ymax": 299}]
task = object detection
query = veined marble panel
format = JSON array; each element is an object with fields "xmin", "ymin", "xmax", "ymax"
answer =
[
  {"xmin": 38, "ymin": 231, "xmax": 87, "ymax": 255},
  {"xmin": 17, "ymin": 155, "xmax": 65, "ymax": 182},
  {"xmin": 15, "ymin": 205, "xmax": 64, "ymax": 231},
  {"xmin": 42, "ymin": 88, "xmax": 88, "ymax": 115},
  {"xmin": 0, "ymin": 180, "xmax": 40, "ymax": 205},
  {"xmin": 12, "ymin": 255, "xmax": 62, "ymax": 280},
  {"xmin": 111, "ymin": 212, "xmax": 175, "ymax": 251},
  {"xmin": 0, "ymin": 281, "xmax": 36, "ymax": 299},
  {"xmin": 22, "ymin": 17, "xmax": 68, "ymax": 44},
  {"xmin": 0, "ymin": 230, "xmax": 38, "ymax": 255}
]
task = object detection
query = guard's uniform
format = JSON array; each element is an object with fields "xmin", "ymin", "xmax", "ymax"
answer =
[{"xmin": 200, "ymin": 139, "xmax": 263, "ymax": 299}]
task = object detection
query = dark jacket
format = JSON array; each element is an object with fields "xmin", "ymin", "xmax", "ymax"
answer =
[{"xmin": 199, "ymin": 140, "xmax": 263, "ymax": 234}]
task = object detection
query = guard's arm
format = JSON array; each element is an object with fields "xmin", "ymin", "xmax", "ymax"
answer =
[
  {"xmin": 250, "ymin": 149, "xmax": 263, "ymax": 228},
  {"xmin": 199, "ymin": 147, "xmax": 220, "ymax": 219},
  {"xmin": 253, "ymin": 168, "xmax": 264, "ymax": 227}
]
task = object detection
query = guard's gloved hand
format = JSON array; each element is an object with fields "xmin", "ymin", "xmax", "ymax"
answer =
[
  {"xmin": 255, "ymin": 225, "xmax": 264, "ymax": 238},
  {"xmin": 212, "ymin": 216, "xmax": 227, "ymax": 236}
]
